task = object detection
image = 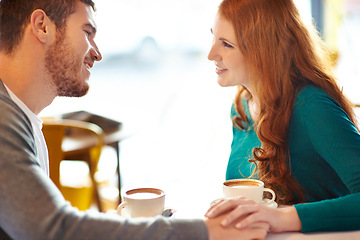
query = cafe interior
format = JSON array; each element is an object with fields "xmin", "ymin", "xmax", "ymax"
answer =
[{"xmin": 39, "ymin": 0, "xmax": 360, "ymax": 235}]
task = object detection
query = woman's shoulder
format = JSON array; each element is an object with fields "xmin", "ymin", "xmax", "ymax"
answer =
[
  {"xmin": 296, "ymin": 85, "xmax": 327, "ymax": 99},
  {"xmin": 295, "ymin": 85, "xmax": 336, "ymax": 108},
  {"xmin": 292, "ymin": 85, "xmax": 348, "ymax": 127}
]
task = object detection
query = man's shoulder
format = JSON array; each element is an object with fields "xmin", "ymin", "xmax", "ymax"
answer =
[
  {"xmin": 0, "ymin": 90, "xmax": 33, "ymax": 135},
  {"xmin": 0, "ymin": 90, "xmax": 24, "ymax": 118}
]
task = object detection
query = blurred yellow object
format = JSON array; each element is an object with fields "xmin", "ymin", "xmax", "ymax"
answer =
[
  {"xmin": 60, "ymin": 160, "xmax": 93, "ymax": 211},
  {"xmin": 62, "ymin": 186, "xmax": 93, "ymax": 211},
  {"xmin": 324, "ymin": 0, "xmax": 343, "ymax": 67},
  {"xmin": 61, "ymin": 111, "xmax": 125, "ymax": 206},
  {"xmin": 99, "ymin": 186, "xmax": 120, "ymax": 212},
  {"xmin": 329, "ymin": 50, "xmax": 339, "ymax": 67},
  {"xmin": 42, "ymin": 118, "xmax": 105, "ymax": 211}
]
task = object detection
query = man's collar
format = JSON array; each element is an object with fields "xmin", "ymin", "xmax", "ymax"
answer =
[{"xmin": 0, "ymin": 79, "xmax": 10, "ymax": 97}]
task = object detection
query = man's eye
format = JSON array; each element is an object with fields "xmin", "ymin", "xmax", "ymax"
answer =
[
  {"xmin": 84, "ymin": 30, "xmax": 92, "ymax": 37},
  {"xmin": 222, "ymin": 41, "xmax": 233, "ymax": 48}
]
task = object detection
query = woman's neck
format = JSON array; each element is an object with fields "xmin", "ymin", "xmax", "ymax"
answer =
[{"xmin": 248, "ymin": 96, "xmax": 260, "ymax": 121}]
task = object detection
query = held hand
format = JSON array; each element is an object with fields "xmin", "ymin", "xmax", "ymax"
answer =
[
  {"xmin": 205, "ymin": 213, "xmax": 269, "ymax": 240},
  {"xmin": 205, "ymin": 197, "xmax": 302, "ymax": 232}
]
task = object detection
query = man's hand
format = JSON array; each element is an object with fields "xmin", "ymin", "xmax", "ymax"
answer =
[{"xmin": 205, "ymin": 212, "xmax": 270, "ymax": 240}]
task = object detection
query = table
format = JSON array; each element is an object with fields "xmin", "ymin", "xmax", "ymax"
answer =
[
  {"xmin": 266, "ymin": 230, "xmax": 360, "ymax": 239},
  {"xmin": 167, "ymin": 191, "xmax": 360, "ymax": 240}
]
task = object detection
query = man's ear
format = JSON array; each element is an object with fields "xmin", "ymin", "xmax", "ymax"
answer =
[{"xmin": 30, "ymin": 9, "xmax": 53, "ymax": 43}]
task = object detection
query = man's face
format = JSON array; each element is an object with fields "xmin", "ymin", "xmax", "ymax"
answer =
[{"xmin": 45, "ymin": 1, "xmax": 102, "ymax": 97}]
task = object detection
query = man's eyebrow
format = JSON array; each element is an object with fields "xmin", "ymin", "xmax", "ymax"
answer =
[{"xmin": 84, "ymin": 23, "xmax": 97, "ymax": 34}]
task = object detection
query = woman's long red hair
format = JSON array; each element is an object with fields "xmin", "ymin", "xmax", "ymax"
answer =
[{"xmin": 219, "ymin": 0, "xmax": 357, "ymax": 204}]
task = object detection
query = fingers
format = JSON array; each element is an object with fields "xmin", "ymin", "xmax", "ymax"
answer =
[
  {"xmin": 205, "ymin": 196, "xmax": 275, "ymax": 235},
  {"xmin": 205, "ymin": 198, "xmax": 225, "ymax": 217},
  {"xmin": 238, "ymin": 226, "xmax": 269, "ymax": 240},
  {"xmin": 248, "ymin": 222, "xmax": 270, "ymax": 231},
  {"xmin": 206, "ymin": 200, "xmax": 231, "ymax": 218},
  {"xmin": 205, "ymin": 197, "xmax": 253, "ymax": 218},
  {"xmin": 206, "ymin": 197, "xmax": 297, "ymax": 235},
  {"xmin": 220, "ymin": 204, "xmax": 260, "ymax": 227},
  {"xmin": 205, "ymin": 215, "xmax": 269, "ymax": 240},
  {"xmin": 234, "ymin": 211, "xmax": 265, "ymax": 229}
]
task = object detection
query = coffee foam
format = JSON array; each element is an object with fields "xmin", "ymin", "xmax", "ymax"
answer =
[
  {"xmin": 128, "ymin": 192, "xmax": 160, "ymax": 199},
  {"xmin": 224, "ymin": 180, "xmax": 262, "ymax": 187},
  {"xmin": 126, "ymin": 188, "xmax": 164, "ymax": 200}
]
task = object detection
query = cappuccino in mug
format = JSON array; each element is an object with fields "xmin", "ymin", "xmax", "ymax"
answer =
[
  {"xmin": 117, "ymin": 188, "xmax": 165, "ymax": 217},
  {"xmin": 223, "ymin": 179, "xmax": 276, "ymax": 205}
]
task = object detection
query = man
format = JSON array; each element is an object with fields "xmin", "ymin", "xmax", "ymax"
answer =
[{"xmin": 0, "ymin": 0, "xmax": 269, "ymax": 239}]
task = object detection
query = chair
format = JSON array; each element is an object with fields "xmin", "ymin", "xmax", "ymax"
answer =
[
  {"xmin": 61, "ymin": 111, "xmax": 126, "ymax": 205},
  {"xmin": 42, "ymin": 119, "xmax": 105, "ymax": 212}
]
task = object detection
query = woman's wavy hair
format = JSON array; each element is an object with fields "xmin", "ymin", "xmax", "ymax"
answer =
[
  {"xmin": 0, "ymin": 0, "xmax": 95, "ymax": 54},
  {"xmin": 219, "ymin": 0, "xmax": 357, "ymax": 204}
]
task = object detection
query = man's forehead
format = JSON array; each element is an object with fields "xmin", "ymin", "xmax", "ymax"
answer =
[{"xmin": 69, "ymin": 1, "xmax": 97, "ymax": 29}]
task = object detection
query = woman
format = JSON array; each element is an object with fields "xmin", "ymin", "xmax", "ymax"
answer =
[{"xmin": 205, "ymin": 0, "xmax": 360, "ymax": 233}]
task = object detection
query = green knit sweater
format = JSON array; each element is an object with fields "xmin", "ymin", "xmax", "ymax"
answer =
[{"xmin": 226, "ymin": 85, "xmax": 360, "ymax": 232}]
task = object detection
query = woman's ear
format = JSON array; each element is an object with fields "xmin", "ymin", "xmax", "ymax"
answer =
[{"xmin": 30, "ymin": 9, "xmax": 52, "ymax": 43}]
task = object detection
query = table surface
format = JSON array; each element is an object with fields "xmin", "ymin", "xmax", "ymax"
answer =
[
  {"xmin": 167, "ymin": 195, "xmax": 360, "ymax": 240},
  {"xmin": 266, "ymin": 230, "xmax": 360, "ymax": 240}
]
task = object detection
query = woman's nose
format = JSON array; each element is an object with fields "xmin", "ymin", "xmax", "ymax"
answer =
[{"xmin": 208, "ymin": 44, "xmax": 219, "ymax": 61}]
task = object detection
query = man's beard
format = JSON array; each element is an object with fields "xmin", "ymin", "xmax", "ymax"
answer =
[{"xmin": 45, "ymin": 31, "xmax": 89, "ymax": 97}]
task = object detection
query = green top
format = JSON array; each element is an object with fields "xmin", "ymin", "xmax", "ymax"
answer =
[{"xmin": 226, "ymin": 85, "xmax": 360, "ymax": 232}]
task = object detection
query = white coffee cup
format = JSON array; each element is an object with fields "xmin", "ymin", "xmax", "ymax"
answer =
[
  {"xmin": 223, "ymin": 179, "xmax": 276, "ymax": 206},
  {"xmin": 117, "ymin": 188, "xmax": 165, "ymax": 218}
]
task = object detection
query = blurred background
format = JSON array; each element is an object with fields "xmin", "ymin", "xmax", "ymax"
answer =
[{"xmin": 40, "ymin": 0, "xmax": 360, "ymax": 215}]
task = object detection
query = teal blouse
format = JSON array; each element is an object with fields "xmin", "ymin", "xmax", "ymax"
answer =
[{"xmin": 227, "ymin": 85, "xmax": 360, "ymax": 232}]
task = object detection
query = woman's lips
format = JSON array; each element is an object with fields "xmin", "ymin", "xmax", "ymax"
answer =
[{"xmin": 215, "ymin": 66, "xmax": 227, "ymax": 75}]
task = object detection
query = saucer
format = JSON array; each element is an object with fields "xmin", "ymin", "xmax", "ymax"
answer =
[
  {"xmin": 116, "ymin": 208, "xmax": 175, "ymax": 217},
  {"xmin": 117, "ymin": 206, "xmax": 131, "ymax": 217},
  {"xmin": 260, "ymin": 199, "xmax": 278, "ymax": 208},
  {"xmin": 210, "ymin": 198, "xmax": 278, "ymax": 208}
]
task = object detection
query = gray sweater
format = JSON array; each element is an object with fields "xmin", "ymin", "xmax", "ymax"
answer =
[{"xmin": 0, "ymin": 80, "xmax": 208, "ymax": 240}]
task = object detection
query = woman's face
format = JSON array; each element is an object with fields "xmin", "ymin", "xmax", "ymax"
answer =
[{"xmin": 208, "ymin": 13, "xmax": 250, "ymax": 88}]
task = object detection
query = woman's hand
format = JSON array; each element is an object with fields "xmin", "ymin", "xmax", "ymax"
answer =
[{"xmin": 205, "ymin": 197, "xmax": 302, "ymax": 232}]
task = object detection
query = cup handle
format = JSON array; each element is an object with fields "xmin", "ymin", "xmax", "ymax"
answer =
[
  {"xmin": 116, "ymin": 201, "xmax": 128, "ymax": 216},
  {"xmin": 263, "ymin": 188, "xmax": 276, "ymax": 202}
]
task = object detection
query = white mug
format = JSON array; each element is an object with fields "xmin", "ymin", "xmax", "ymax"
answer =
[
  {"xmin": 223, "ymin": 179, "xmax": 276, "ymax": 207},
  {"xmin": 117, "ymin": 188, "xmax": 165, "ymax": 218}
]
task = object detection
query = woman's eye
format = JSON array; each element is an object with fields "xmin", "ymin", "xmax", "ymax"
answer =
[{"xmin": 222, "ymin": 41, "xmax": 233, "ymax": 48}]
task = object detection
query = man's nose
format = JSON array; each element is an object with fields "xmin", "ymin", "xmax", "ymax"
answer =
[{"xmin": 91, "ymin": 43, "xmax": 102, "ymax": 61}]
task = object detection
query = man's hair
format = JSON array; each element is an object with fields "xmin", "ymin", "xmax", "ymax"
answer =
[{"xmin": 0, "ymin": 0, "xmax": 95, "ymax": 54}]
